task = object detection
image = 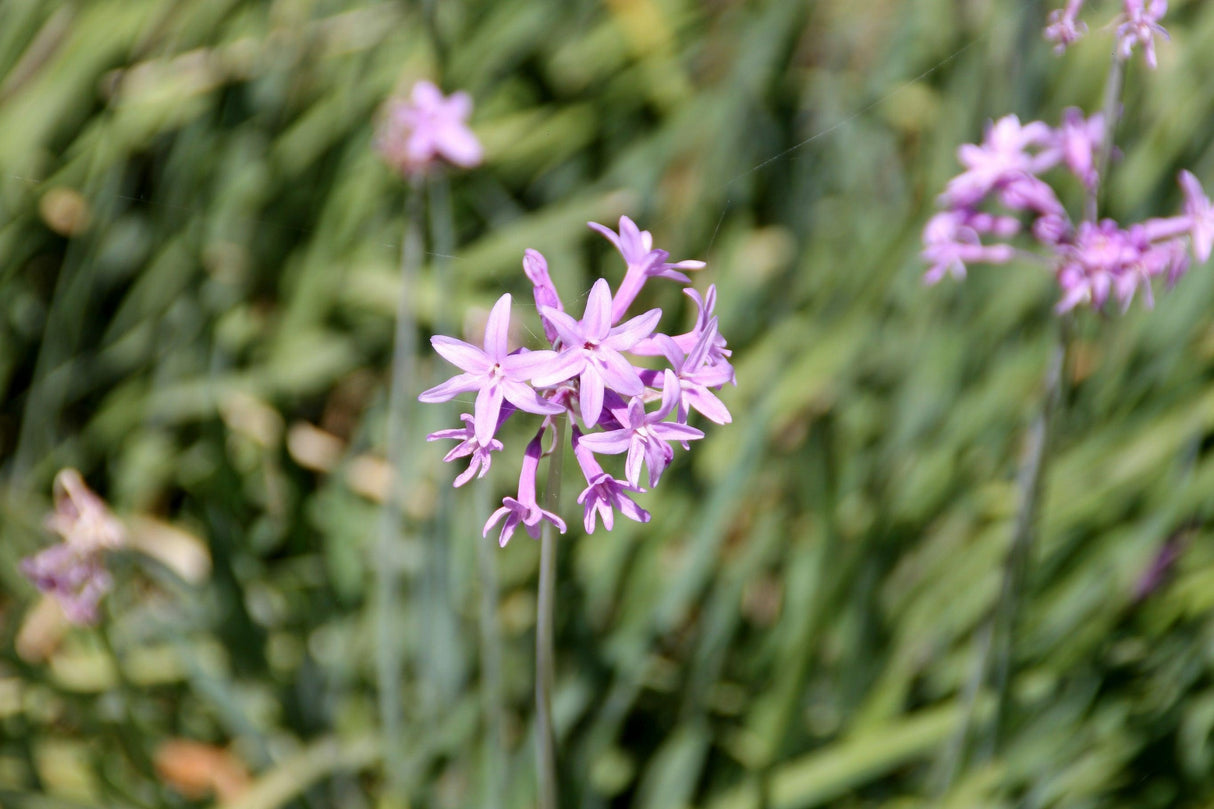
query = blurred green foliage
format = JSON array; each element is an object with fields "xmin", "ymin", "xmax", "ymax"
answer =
[{"xmin": 4, "ymin": 0, "xmax": 1214, "ymax": 807}]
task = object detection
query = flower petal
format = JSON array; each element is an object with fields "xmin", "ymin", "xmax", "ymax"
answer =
[
  {"xmin": 579, "ymin": 368, "xmax": 605, "ymax": 428},
  {"xmin": 483, "ymin": 294, "xmax": 513, "ymax": 360},
  {"xmin": 605, "ymin": 308, "xmax": 661, "ymax": 350},
  {"xmin": 474, "ymin": 383, "xmax": 505, "ymax": 445},
  {"xmin": 419, "ymin": 372, "xmax": 481, "ymax": 403},
  {"xmin": 583, "ymin": 278, "xmax": 613, "ymax": 339},
  {"xmin": 431, "ymin": 336, "xmax": 490, "ymax": 373},
  {"xmin": 594, "ymin": 349, "xmax": 644, "ymax": 397},
  {"xmin": 502, "ymin": 379, "xmax": 563, "ymax": 415},
  {"xmin": 578, "ymin": 428, "xmax": 632, "ymax": 455},
  {"xmin": 530, "ymin": 347, "xmax": 585, "ymax": 387},
  {"xmin": 540, "ymin": 307, "xmax": 586, "ymax": 349}
]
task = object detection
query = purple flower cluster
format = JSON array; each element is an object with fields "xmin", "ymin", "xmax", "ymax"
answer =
[
  {"xmin": 923, "ymin": 111, "xmax": 1213, "ymax": 312},
  {"xmin": 20, "ymin": 469, "xmax": 125, "ymax": 625},
  {"xmin": 421, "ymin": 217, "xmax": 734, "ymax": 544},
  {"xmin": 375, "ymin": 80, "xmax": 483, "ymax": 176},
  {"xmin": 1045, "ymin": 0, "xmax": 1169, "ymax": 67}
]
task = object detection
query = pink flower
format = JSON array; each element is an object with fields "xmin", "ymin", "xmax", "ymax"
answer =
[
  {"xmin": 484, "ymin": 433, "xmax": 566, "ymax": 547},
  {"xmin": 589, "ymin": 216, "xmax": 705, "ymax": 321},
  {"xmin": 531, "ymin": 278, "xmax": 661, "ymax": 429},
  {"xmin": 1044, "ymin": 108, "xmax": 1104, "ymax": 189},
  {"xmin": 572, "ymin": 432, "xmax": 650, "ymax": 533},
  {"xmin": 1045, "ymin": 0, "xmax": 1088, "ymax": 52},
  {"xmin": 578, "ymin": 371, "xmax": 704, "ymax": 488},
  {"xmin": 376, "ymin": 80, "xmax": 483, "ymax": 175},
  {"xmin": 942, "ymin": 116, "xmax": 1056, "ymax": 208},
  {"xmin": 20, "ymin": 469, "xmax": 126, "ymax": 625},
  {"xmin": 922, "ymin": 210, "xmax": 1017, "ymax": 284},
  {"xmin": 427, "ymin": 414, "xmax": 504, "ymax": 487},
  {"xmin": 418, "ymin": 294, "xmax": 563, "ymax": 445},
  {"xmin": 1117, "ymin": 0, "xmax": 1169, "ymax": 68}
]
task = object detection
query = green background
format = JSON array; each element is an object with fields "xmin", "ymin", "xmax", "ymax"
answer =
[{"xmin": 4, "ymin": 0, "xmax": 1214, "ymax": 806}]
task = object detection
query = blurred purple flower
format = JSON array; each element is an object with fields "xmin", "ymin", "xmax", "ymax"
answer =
[
  {"xmin": 1045, "ymin": 0, "xmax": 1088, "ymax": 52},
  {"xmin": 21, "ymin": 469, "xmax": 125, "ymax": 625},
  {"xmin": 376, "ymin": 80, "xmax": 483, "ymax": 176},
  {"xmin": 1117, "ymin": 0, "xmax": 1169, "ymax": 68}
]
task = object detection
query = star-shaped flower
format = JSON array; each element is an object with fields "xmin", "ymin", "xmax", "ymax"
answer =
[
  {"xmin": 531, "ymin": 278, "xmax": 660, "ymax": 429},
  {"xmin": 419, "ymin": 294, "xmax": 562, "ymax": 445},
  {"xmin": 578, "ymin": 371, "xmax": 704, "ymax": 488},
  {"xmin": 589, "ymin": 216, "xmax": 705, "ymax": 320},
  {"xmin": 427, "ymin": 413, "xmax": 504, "ymax": 487}
]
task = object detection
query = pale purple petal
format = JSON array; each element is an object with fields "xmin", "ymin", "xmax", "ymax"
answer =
[
  {"xmin": 583, "ymin": 279, "xmax": 613, "ymax": 339},
  {"xmin": 625, "ymin": 441, "xmax": 645, "ymax": 488},
  {"xmin": 539, "ymin": 307, "xmax": 586, "ymax": 349},
  {"xmin": 604, "ymin": 308, "xmax": 661, "ymax": 350},
  {"xmin": 419, "ymin": 372, "xmax": 481, "ymax": 403},
  {"xmin": 483, "ymin": 294, "xmax": 513, "ymax": 360},
  {"xmin": 431, "ymin": 336, "xmax": 490, "ymax": 373},
  {"xmin": 474, "ymin": 383, "xmax": 505, "ymax": 445},
  {"xmin": 579, "ymin": 369, "xmax": 605, "ymax": 428},
  {"xmin": 502, "ymin": 349, "xmax": 560, "ymax": 379},
  {"xmin": 587, "ymin": 221, "xmax": 623, "ymax": 252},
  {"xmin": 436, "ymin": 123, "xmax": 484, "ymax": 168},
  {"xmin": 685, "ymin": 387, "xmax": 732, "ymax": 425},
  {"xmin": 484, "ymin": 505, "xmax": 521, "ymax": 547},
  {"xmin": 578, "ymin": 428, "xmax": 633, "ymax": 455},
  {"xmin": 501, "ymin": 379, "xmax": 564, "ymax": 415},
  {"xmin": 594, "ymin": 349, "xmax": 644, "ymax": 396},
  {"xmin": 530, "ymin": 347, "xmax": 585, "ymax": 387},
  {"xmin": 652, "ymin": 422, "xmax": 705, "ymax": 443}
]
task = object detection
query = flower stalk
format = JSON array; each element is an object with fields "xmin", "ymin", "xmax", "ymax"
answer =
[
  {"xmin": 375, "ymin": 175, "xmax": 424, "ymax": 797},
  {"xmin": 535, "ymin": 414, "xmax": 566, "ymax": 809}
]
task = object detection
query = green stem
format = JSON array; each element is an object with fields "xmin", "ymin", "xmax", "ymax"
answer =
[
  {"xmin": 477, "ymin": 479, "xmax": 506, "ymax": 809},
  {"xmin": 536, "ymin": 415, "xmax": 566, "ymax": 809},
  {"xmin": 376, "ymin": 176, "xmax": 424, "ymax": 796},
  {"xmin": 418, "ymin": 171, "xmax": 465, "ymax": 709},
  {"xmin": 1086, "ymin": 53, "xmax": 1125, "ymax": 223},
  {"xmin": 983, "ymin": 318, "xmax": 1069, "ymax": 754}
]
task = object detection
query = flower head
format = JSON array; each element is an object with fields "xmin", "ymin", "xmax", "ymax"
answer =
[
  {"xmin": 423, "ymin": 219, "xmax": 732, "ymax": 537},
  {"xmin": 1045, "ymin": 0, "xmax": 1088, "ymax": 52},
  {"xmin": 21, "ymin": 470, "xmax": 125, "ymax": 625},
  {"xmin": 376, "ymin": 80, "xmax": 483, "ymax": 176},
  {"xmin": 1117, "ymin": 0, "xmax": 1169, "ymax": 68}
]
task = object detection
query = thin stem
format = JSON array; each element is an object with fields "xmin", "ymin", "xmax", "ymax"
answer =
[
  {"xmin": 934, "ymin": 317, "xmax": 1070, "ymax": 797},
  {"xmin": 983, "ymin": 318, "xmax": 1069, "ymax": 755},
  {"xmin": 418, "ymin": 171, "xmax": 464, "ymax": 709},
  {"xmin": 1086, "ymin": 53, "xmax": 1126, "ymax": 223},
  {"xmin": 536, "ymin": 415, "xmax": 566, "ymax": 809},
  {"xmin": 376, "ymin": 176, "xmax": 424, "ymax": 796},
  {"xmin": 477, "ymin": 479, "xmax": 506, "ymax": 809}
]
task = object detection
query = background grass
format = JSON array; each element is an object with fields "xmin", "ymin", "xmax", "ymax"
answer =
[{"xmin": 4, "ymin": 0, "xmax": 1214, "ymax": 807}]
